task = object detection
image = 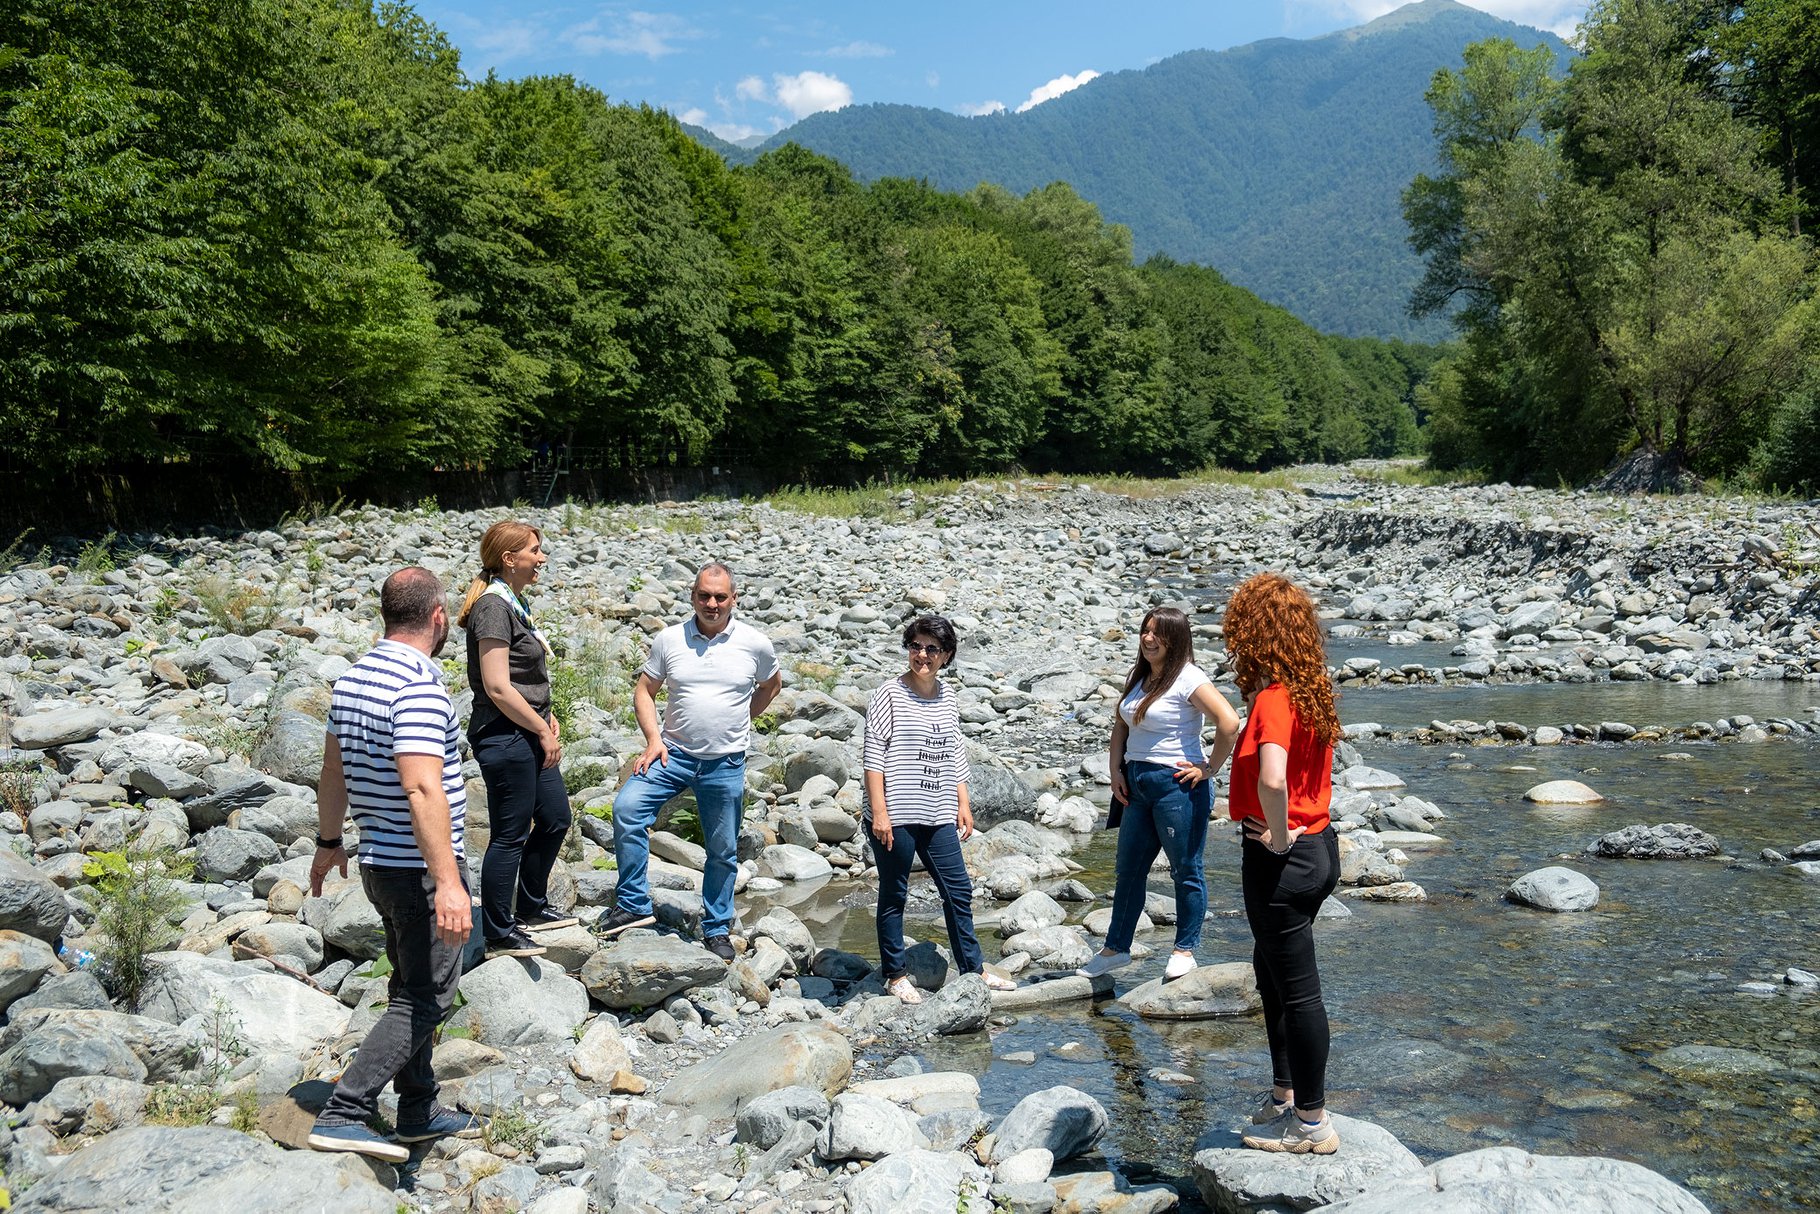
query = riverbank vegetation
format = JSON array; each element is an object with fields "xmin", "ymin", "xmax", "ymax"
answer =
[
  {"xmin": 0, "ymin": 0, "xmax": 1434, "ymax": 495},
  {"xmin": 1405, "ymin": 0, "xmax": 1820, "ymax": 492}
]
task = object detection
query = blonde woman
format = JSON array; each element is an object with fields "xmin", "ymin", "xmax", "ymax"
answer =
[{"xmin": 458, "ymin": 521, "xmax": 573, "ymax": 960}]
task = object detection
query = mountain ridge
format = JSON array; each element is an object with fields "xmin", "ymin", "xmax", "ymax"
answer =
[{"xmin": 708, "ymin": 1, "xmax": 1571, "ymax": 339}]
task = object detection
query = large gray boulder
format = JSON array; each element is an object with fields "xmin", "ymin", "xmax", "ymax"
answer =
[
  {"xmin": 193, "ymin": 826, "xmax": 281, "ymax": 883},
  {"xmin": 657, "ymin": 1023, "xmax": 852, "ymax": 1119},
  {"xmin": 736, "ymin": 1085, "xmax": 831, "ymax": 1149},
  {"xmin": 0, "ymin": 849, "xmax": 71, "ymax": 941},
  {"xmin": 134, "ymin": 952, "xmax": 348, "ymax": 1054},
  {"xmin": 990, "ymin": 1086, "xmax": 1108, "ymax": 1162},
  {"xmin": 0, "ymin": 1018, "xmax": 147, "ymax": 1104},
  {"xmin": 886, "ymin": 973, "xmax": 992, "ymax": 1037},
  {"xmin": 313, "ymin": 882, "xmax": 386, "ymax": 959},
  {"xmin": 3, "ymin": 1008, "xmax": 200, "ymax": 1083},
  {"xmin": 1119, "ymin": 962, "xmax": 1262, "ymax": 1020},
  {"xmin": 752, "ymin": 907, "xmax": 815, "ymax": 968},
  {"xmin": 1001, "ymin": 926, "xmax": 1092, "ymax": 970},
  {"xmin": 1314, "ymin": 1146, "xmax": 1711, "ymax": 1213},
  {"xmin": 447, "ymin": 956, "xmax": 588, "ymax": 1047},
  {"xmin": 10, "ymin": 1125, "xmax": 396, "ymax": 1214},
  {"xmin": 783, "ymin": 739, "xmax": 850, "ymax": 792},
  {"xmin": 0, "ymin": 929, "xmax": 58, "ymax": 1014},
  {"xmin": 843, "ymin": 1148, "xmax": 989, "ymax": 1214},
  {"xmin": 12, "ymin": 707, "xmax": 114, "ymax": 750},
  {"xmin": 965, "ymin": 744, "xmax": 1035, "ymax": 821},
  {"xmin": 1587, "ymin": 824, "xmax": 1721, "ymax": 860},
  {"xmin": 580, "ymin": 935, "xmax": 726, "ymax": 1009},
  {"xmin": 1506, "ymin": 867, "xmax": 1601, "ymax": 912},
  {"xmin": 757, "ymin": 843, "xmax": 834, "ymax": 882},
  {"xmin": 252, "ymin": 711, "xmax": 326, "ymax": 789},
  {"xmin": 997, "ymin": 890, "xmax": 1067, "ymax": 937},
  {"xmin": 182, "ymin": 775, "xmax": 292, "ymax": 833},
  {"xmin": 1191, "ymin": 1113, "xmax": 1423, "ymax": 1213},
  {"xmin": 822, "ymin": 1091, "xmax": 928, "ymax": 1161}
]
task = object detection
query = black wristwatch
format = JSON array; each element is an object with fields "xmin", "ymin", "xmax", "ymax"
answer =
[{"xmin": 315, "ymin": 834, "xmax": 343, "ymax": 850}]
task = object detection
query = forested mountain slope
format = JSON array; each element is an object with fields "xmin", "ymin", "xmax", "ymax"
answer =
[{"xmin": 739, "ymin": 0, "xmax": 1571, "ymax": 339}]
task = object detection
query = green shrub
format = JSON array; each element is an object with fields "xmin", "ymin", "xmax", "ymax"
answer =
[{"xmin": 84, "ymin": 843, "xmax": 194, "ymax": 1007}]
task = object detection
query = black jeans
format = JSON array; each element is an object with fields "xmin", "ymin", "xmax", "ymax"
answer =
[
  {"xmin": 318, "ymin": 864, "xmax": 467, "ymax": 1127},
  {"xmin": 872, "ymin": 822, "xmax": 985, "ymax": 980},
  {"xmin": 1241, "ymin": 826, "xmax": 1340, "ymax": 1111},
  {"xmin": 473, "ymin": 722, "xmax": 572, "ymax": 941}
]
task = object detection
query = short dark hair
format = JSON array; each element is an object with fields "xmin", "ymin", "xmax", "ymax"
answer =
[
  {"xmin": 694, "ymin": 561, "xmax": 736, "ymax": 593},
  {"xmin": 903, "ymin": 614, "xmax": 959, "ymax": 656},
  {"xmin": 381, "ymin": 567, "xmax": 443, "ymax": 633}
]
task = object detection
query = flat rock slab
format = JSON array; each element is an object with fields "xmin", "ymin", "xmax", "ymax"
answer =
[
  {"xmin": 843, "ymin": 1148, "xmax": 989, "ymax": 1214},
  {"xmin": 657, "ymin": 1023, "xmax": 851, "ymax": 1119},
  {"xmin": 10, "ymin": 1125, "xmax": 396, "ymax": 1214},
  {"xmin": 1650, "ymin": 1044, "xmax": 1784, "ymax": 1084},
  {"xmin": 1119, "ymin": 962, "xmax": 1261, "ymax": 1020},
  {"xmin": 11, "ymin": 707, "xmax": 115, "ymax": 750},
  {"xmin": 1192, "ymin": 1114, "xmax": 1423, "ymax": 1213},
  {"xmin": 1313, "ymin": 1145, "xmax": 1711, "ymax": 1213},
  {"xmin": 1505, "ymin": 867, "xmax": 1600, "ymax": 912},
  {"xmin": 580, "ymin": 935, "xmax": 726, "ymax": 1009},
  {"xmin": 1524, "ymin": 780, "xmax": 1604, "ymax": 804},
  {"xmin": 991, "ymin": 973, "xmax": 1116, "ymax": 1010}
]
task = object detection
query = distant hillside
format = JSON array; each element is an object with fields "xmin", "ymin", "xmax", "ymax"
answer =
[{"xmin": 724, "ymin": 0, "xmax": 1571, "ymax": 340}]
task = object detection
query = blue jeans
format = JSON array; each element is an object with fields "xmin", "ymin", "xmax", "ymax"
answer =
[
  {"xmin": 1105, "ymin": 760, "xmax": 1211, "ymax": 953},
  {"xmin": 473, "ymin": 723, "xmax": 572, "ymax": 941},
  {"xmin": 612, "ymin": 749, "xmax": 746, "ymax": 937},
  {"xmin": 872, "ymin": 822, "xmax": 985, "ymax": 980}
]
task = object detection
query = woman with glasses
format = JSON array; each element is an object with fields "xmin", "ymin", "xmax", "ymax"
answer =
[
  {"xmin": 864, "ymin": 615, "xmax": 1015, "ymax": 1003},
  {"xmin": 1080, "ymin": 606, "xmax": 1241, "ymax": 981}
]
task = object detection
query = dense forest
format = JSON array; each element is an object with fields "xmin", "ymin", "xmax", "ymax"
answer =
[
  {"xmin": 743, "ymin": 0, "xmax": 1572, "ymax": 340},
  {"xmin": 1406, "ymin": 0, "xmax": 1820, "ymax": 490},
  {"xmin": 0, "ymin": 0, "xmax": 1437, "ymax": 496}
]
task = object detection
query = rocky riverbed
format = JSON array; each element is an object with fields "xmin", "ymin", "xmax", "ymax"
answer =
[{"xmin": 3, "ymin": 468, "xmax": 1812, "ymax": 1212}]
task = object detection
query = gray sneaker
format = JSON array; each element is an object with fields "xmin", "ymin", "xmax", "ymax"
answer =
[
  {"xmin": 1242, "ymin": 1112, "xmax": 1339, "ymax": 1155},
  {"xmin": 1252, "ymin": 1091, "xmax": 1292, "ymax": 1124}
]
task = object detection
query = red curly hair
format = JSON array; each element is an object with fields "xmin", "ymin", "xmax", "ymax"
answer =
[{"xmin": 1223, "ymin": 572, "xmax": 1341, "ymax": 746}]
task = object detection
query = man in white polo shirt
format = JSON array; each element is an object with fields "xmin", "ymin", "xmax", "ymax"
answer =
[{"xmin": 597, "ymin": 562, "xmax": 780, "ymax": 960}]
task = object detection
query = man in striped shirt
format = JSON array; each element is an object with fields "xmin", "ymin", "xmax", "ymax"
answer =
[{"xmin": 306, "ymin": 567, "xmax": 479, "ymax": 1163}]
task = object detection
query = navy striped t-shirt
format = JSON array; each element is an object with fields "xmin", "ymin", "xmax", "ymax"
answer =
[
  {"xmin": 328, "ymin": 639, "xmax": 467, "ymax": 867},
  {"xmin": 862, "ymin": 679, "xmax": 970, "ymax": 827}
]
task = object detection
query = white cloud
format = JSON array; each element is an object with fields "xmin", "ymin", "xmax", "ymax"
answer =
[
  {"xmin": 1015, "ymin": 69, "xmax": 1100, "ymax": 113},
  {"xmin": 735, "ymin": 75, "xmax": 770, "ymax": 102},
  {"xmin": 957, "ymin": 100, "xmax": 1006, "ymax": 117},
  {"xmin": 473, "ymin": 23, "xmax": 543, "ymax": 61},
  {"xmin": 566, "ymin": 10, "xmax": 703, "ymax": 59},
  {"xmin": 823, "ymin": 40, "xmax": 892, "ymax": 59},
  {"xmin": 926, "ymin": 70, "xmax": 940, "ymax": 89},
  {"xmin": 772, "ymin": 70, "xmax": 853, "ymax": 119}
]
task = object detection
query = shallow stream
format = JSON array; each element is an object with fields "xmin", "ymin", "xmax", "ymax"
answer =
[{"xmin": 760, "ymin": 717, "xmax": 1820, "ymax": 1212}]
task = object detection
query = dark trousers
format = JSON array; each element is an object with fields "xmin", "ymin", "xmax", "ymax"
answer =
[
  {"xmin": 473, "ymin": 723, "xmax": 572, "ymax": 941},
  {"xmin": 872, "ymin": 822, "xmax": 985, "ymax": 980},
  {"xmin": 318, "ymin": 865, "xmax": 466, "ymax": 1127},
  {"xmin": 1242, "ymin": 826, "xmax": 1340, "ymax": 1111}
]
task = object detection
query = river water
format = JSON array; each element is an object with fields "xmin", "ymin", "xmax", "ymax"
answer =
[{"xmin": 756, "ymin": 680, "xmax": 1820, "ymax": 1213}]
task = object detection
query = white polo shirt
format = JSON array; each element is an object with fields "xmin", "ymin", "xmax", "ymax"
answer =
[{"xmin": 644, "ymin": 617, "xmax": 779, "ymax": 758}]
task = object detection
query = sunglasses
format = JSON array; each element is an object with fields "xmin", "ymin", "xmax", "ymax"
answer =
[{"xmin": 905, "ymin": 643, "xmax": 946, "ymax": 656}]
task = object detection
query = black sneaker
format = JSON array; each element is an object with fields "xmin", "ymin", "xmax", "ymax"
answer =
[
  {"xmin": 484, "ymin": 928, "xmax": 547, "ymax": 959},
  {"xmin": 703, "ymin": 935, "xmax": 735, "ymax": 962},
  {"xmin": 517, "ymin": 909, "xmax": 580, "ymax": 932},
  {"xmin": 595, "ymin": 906, "xmax": 657, "ymax": 938}
]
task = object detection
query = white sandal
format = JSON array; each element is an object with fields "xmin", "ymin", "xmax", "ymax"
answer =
[
  {"xmin": 887, "ymin": 975, "xmax": 923, "ymax": 1004},
  {"xmin": 979, "ymin": 971, "xmax": 1017, "ymax": 992}
]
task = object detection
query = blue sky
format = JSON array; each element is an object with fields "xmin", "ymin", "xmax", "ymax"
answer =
[{"xmin": 410, "ymin": 0, "xmax": 1589, "ymax": 144}]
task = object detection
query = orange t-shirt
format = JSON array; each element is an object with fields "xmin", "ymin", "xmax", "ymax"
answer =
[{"xmin": 1228, "ymin": 683, "xmax": 1332, "ymax": 834}]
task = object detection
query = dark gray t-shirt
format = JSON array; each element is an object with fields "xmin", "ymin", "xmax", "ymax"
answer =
[{"xmin": 465, "ymin": 592, "xmax": 551, "ymax": 737}]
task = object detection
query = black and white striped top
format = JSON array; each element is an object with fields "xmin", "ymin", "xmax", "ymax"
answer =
[
  {"xmin": 328, "ymin": 639, "xmax": 467, "ymax": 868},
  {"xmin": 862, "ymin": 679, "xmax": 970, "ymax": 827}
]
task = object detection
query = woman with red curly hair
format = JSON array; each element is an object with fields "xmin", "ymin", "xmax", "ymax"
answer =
[{"xmin": 1224, "ymin": 572, "xmax": 1344, "ymax": 1156}]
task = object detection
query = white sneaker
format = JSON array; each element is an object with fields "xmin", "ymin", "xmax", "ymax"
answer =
[
  {"xmin": 1164, "ymin": 951, "xmax": 1196, "ymax": 981},
  {"xmin": 1076, "ymin": 950, "xmax": 1131, "ymax": 979},
  {"xmin": 1242, "ymin": 1112, "xmax": 1339, "ymax": 1155}
]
